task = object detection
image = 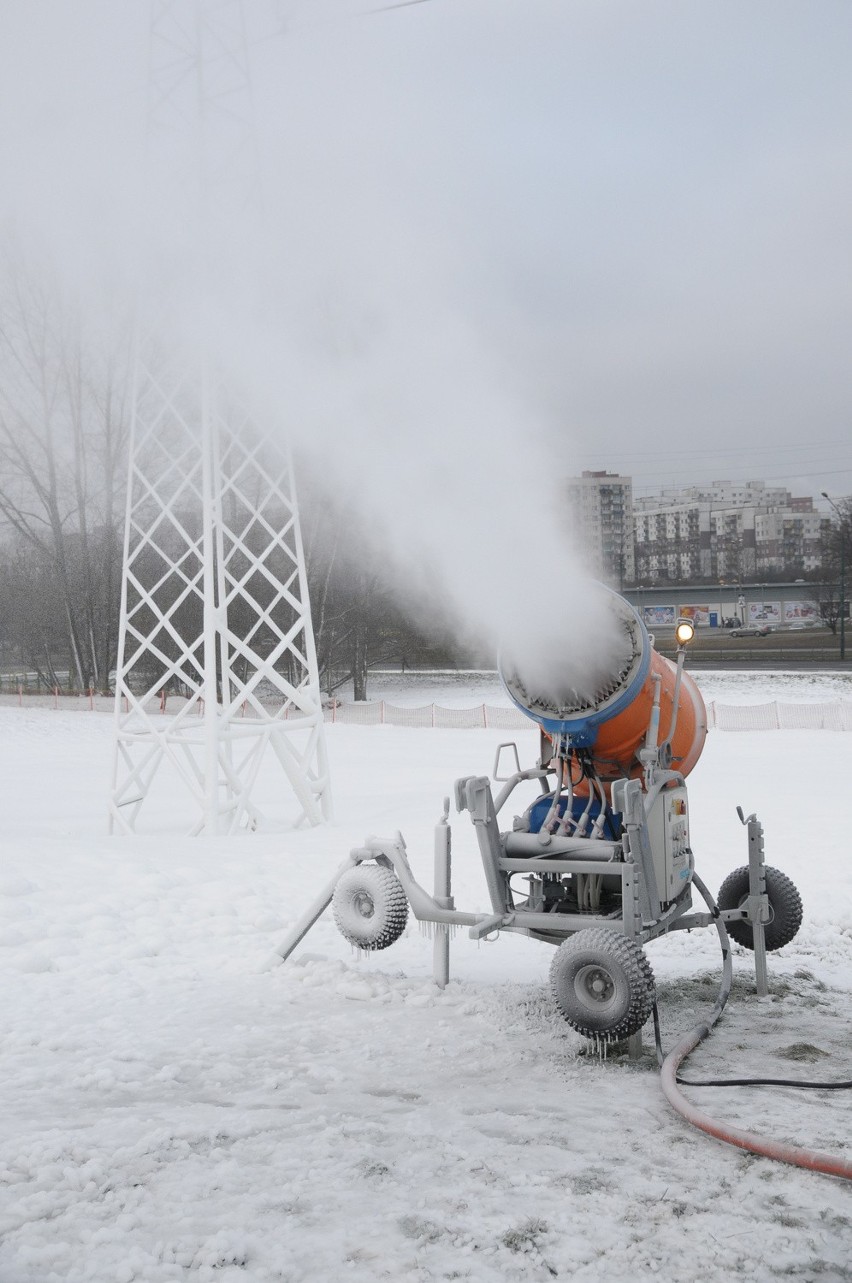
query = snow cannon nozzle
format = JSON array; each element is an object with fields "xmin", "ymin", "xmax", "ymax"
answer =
[
  {"xmin": 498, "ymin": 585, "xmax": 651, "ymax": 741},
  {"xmin": 498, "ymin": 585, "xmax": 707, "ymax": 780}
]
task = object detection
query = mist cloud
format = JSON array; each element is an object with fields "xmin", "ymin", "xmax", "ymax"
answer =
[{"xmin": 2, "ymin": 0, "xmax": 851, "ymax": 673}]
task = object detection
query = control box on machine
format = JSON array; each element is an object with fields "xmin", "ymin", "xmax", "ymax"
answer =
[{"xmin": 647, "ymin": 785, "xmax": 692, "ymax": 903}]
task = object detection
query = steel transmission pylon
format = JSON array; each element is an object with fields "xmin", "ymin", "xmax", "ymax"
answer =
[{"xmin": 110, "ymin": 0, "xmax": 332, "ymax": 835}]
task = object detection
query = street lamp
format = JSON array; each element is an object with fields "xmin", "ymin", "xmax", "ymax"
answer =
[{"xmin": 821, "ymin": 492, "xmax": 846, "ymax": 661}]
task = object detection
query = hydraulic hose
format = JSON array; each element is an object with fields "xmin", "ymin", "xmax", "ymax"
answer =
[{"xmin": 659, "ymin": 872, "xmax": 852, "ymax": 1182}]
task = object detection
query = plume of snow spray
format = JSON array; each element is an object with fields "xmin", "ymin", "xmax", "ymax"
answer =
[{"xmin": 0, "ymin": 0, "xmax": 620, "ymax": 695}]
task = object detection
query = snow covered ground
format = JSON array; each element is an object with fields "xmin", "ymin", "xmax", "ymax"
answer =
[{"xmin": 2, "ymin": 684, "xmax": 852, "ymax": 1282}]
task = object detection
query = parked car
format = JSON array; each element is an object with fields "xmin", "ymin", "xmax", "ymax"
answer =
[{"xmin": 729, "ymin": 624, "xmax": 771, "ymax": 638}]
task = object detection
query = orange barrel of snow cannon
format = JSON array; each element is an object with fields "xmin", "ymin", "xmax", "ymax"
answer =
[
  {"xmin": 499, "ymin": 586, "xmax": 706, "ymax": 784},
  {"xmin": 586, "ymin": 648, "xmax": 706, "ymax": 785}
]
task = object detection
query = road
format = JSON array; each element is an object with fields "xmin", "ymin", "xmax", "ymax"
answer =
[{"xmin": 653, "ymin": 625, "xmax": 852, "ymax": 668}]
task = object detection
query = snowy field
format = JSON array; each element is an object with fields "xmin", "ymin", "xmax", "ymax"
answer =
[{"xmin": 2, "ymin": 679, "xmax": 852, "ymax": 1282}]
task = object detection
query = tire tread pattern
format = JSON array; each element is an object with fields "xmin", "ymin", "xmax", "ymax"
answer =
[
  {"xmin": 550, "ymin": 927, "xmax": 655, "ymax": 1041},
  {"xmin": 717, "ymin": 865, "xmax": 803, "ymax": 952},
  {"xmin": 332, "ymin": 864, "xmax": 409, "ymax": 950}
]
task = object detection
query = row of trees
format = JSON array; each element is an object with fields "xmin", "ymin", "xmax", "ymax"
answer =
[
  {"xmin": 298, "ymin": 466, "xmax": 469, "ymax": 701},
  {"xmin": 0, "ymin": 248, "xmax": 128, "ymax": 692},
  {"xmin": 0, "ymin": 245, "xmax": 463, "ymax": 699}
]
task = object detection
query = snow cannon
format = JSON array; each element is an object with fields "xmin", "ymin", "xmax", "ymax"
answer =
[
  {"xmin": 499, "ymin": 586, "xmax": 707, "ymax": 789},
  {"xmin": 279, "ymin": 588, "xmax": 803, "ymax": 1070},
  {"xmin": 276, "ymin": 596, "xmax": 818, "ymax": 1181}
]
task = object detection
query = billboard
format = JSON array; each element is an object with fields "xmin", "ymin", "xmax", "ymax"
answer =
[
  {"xmin": 643, "ymin": 603, "xmax": 722, "ymax": 627},
  {"xmin": 680, "ymin": 604, "xmax": 714, "ymax": 626},
  {"xmin": 748, "ymin": 601, "xmax": 782, "ymax": 624},
  {"xmin": 643, "ymin": 605, "xmax": 676, "ymax": 626},
  {"xmin": 783, "ymin": 600, "xmax": 819, "ymax": 623}
]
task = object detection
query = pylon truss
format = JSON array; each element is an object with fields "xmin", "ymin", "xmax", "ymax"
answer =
[
  {"xmin": 147, "ymin": 0, "xmax": 260, "ymax": 224},
  {"xmin": 110, "ymin": 340, "xmax": 332, "ymax": 834}
]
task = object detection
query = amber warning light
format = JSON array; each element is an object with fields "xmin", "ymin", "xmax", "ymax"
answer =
[{"xmin": 675, "ymin": 618, "xmax": 696, "ymax": 647}]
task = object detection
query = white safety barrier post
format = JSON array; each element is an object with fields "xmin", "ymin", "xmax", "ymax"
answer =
[{"xmin": 433, "ymin": 798, "xmax": 453, "ymax": 988}]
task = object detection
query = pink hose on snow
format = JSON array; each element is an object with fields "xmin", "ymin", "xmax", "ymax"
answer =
[{"xmin": 661, "ymin": 1028, "xmax": 852, "ymax": 1181}]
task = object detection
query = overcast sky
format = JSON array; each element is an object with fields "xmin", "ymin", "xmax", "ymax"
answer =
[{"xmin": 1, "ymin": 0, "xmax": 851, "ymax": 505}]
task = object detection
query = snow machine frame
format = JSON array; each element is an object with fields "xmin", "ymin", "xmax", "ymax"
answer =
[
  {"xmin": 275, "ymin": 606, "xmax": 801, "ymax": 1046},
  {"xmin": 274, "ymin": 602, "xmax": 823, "ymax": 1171},
  {"xmin": 323, "ymin": 760, "xmax": 772, "ymax": 981}
]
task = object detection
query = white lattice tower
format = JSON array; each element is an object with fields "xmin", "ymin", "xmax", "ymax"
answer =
[{"xmin": 110, "ymin": 1, "xmax": 331, "ymax": 834}]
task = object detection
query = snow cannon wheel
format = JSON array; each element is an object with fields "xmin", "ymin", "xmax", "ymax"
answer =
[
  {"xmin": 332, "ymin": 863, "xmax": 408, "ymax": 951},
  {"xmin": 550, "ymin": 928, "xmax": 655, "ymax": 1041},
  {"xmin": 717, "ymin": 866, "xmax": 803, "ymax": 952}
]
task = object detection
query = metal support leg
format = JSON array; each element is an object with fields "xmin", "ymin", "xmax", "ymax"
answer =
[
  {"xmin": 269, "ymin": 853, "xmax": 357, "ymax": 966},
  {"xmin": 456, "ymin": 776, "xmax": 510, "ymax": 916},
  {"xmin": 433, "ymin": 800, "xmax": 453, "ymax": 988},
  {"xmin": 746, "ymin": 814, "xmax": 769, "ymax": 997}
]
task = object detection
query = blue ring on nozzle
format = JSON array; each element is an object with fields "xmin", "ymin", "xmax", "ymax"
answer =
[{"xmin": 500, "ymin": 599, "xmax": 651, "ymax": 745}]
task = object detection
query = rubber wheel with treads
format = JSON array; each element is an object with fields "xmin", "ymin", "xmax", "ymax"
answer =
[
  {"xmin": 550, "ymin": 928, "xmax": 655, "ymax": 1040},
  {"xmin": 332, "ymin": 864, "xmax": 408, "ymax": 950},
  {"xmin": 717, "ymin": 865, "xmax": 802, "ymax": 952}
]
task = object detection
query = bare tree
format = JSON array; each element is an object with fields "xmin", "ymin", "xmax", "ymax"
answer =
[
  {"xmin": 818, "ymin": 498, "xmax": 852, "ymax": 635},
  {"xmin": 297, "ymin": 466, "xmax": 464, "ymax": 701},
  {"xmin": 300, "ymin": 488, "xmax": 394, "ymax": 701},
  {"xmin": 0, "ymin": 241, "xmax": 130, "ymax": 690}
]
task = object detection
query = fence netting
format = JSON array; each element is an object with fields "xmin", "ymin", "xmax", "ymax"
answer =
[
  {"xmin": 705, "ymin": 700, "xmax": 852, "ymax": 732},
  {"xmin": 328, "ymin": 700, "xmax": 852, "ymax": 731},
  {"xmin": 2, "ymin": 691, "xmax": 852, "ymax": 731}
]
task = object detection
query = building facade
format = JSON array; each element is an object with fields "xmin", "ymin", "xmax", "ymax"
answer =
[
  {"xmin": 633, "ymin": 481, "xmax": 827, "ymax": 583},
  {"xmin": 566, "ymin": 471, "xmax": 635, "ymax": 586},
  {"xmin": 753, "ymin": 509, "xmax": 824, "ymax": 575}
]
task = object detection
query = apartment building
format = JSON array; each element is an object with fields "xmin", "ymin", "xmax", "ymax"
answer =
[
  {"xmin": 633, "ymin": 481, "xmax": 826, "ymax": 582},
  {"xmin": 565, "ymin": 471, "xmax": 635, "ymax": 586}
]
